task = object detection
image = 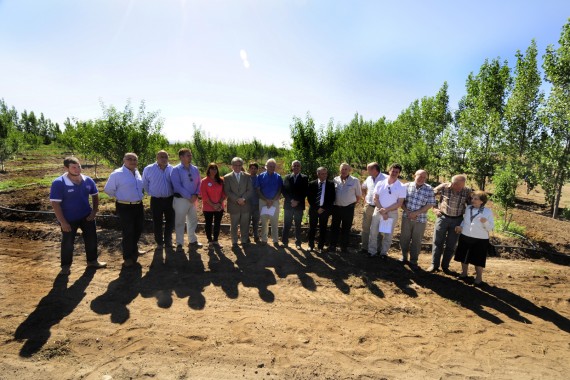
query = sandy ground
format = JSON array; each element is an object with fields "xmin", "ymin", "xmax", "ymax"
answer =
[{"xmin": 0, "ymin": 219, "xmax": 569, "ymax": 380}]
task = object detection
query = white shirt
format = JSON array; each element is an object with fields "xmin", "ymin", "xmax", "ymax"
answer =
[
  {"xmin": 362, "ymin": 173, "xmax": 386, "ymax": 205},
  {"xmin": 234, "ymin": 172, "xmax": 241, "ymax": 182},
  {"xmin": 373, "ymin": 178, "xmax": 406, "ymax": 208},
  {"xmin": 460, "ymin": 205, "xmax": 494, "ymax": 239}
]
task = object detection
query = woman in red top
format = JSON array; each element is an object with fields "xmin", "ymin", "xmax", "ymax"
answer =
[{"xmin": 200, "ymin": 163, "xmax": 226, "ymax": 248}]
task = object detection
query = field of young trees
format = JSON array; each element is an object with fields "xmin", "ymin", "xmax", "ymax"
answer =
[{"xmin": 1, "ymin": 19, "xmax": 569, "ymax": 219}]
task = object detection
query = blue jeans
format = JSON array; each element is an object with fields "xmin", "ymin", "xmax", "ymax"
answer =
[
  {"xmin": 431, "ymin": 214, "xmax": 463, "ymax": 269},
  {"xmin": 283, "ymin": 208, "xmax": 304, "ymax": 245},
  {"xmin": 61, "ymin": 217, "xmax": 98, "ymax": 267}
]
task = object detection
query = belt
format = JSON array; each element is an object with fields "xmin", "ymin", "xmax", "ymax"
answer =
[
  {"xmin": 117, "ymin": 200, "xmax": 142, "ymax": 205},
  {"xmin": 151, "ymin": 196, "xmax": 173, "ymax": 199},
  {"xmin": 441, "ymin": 212, "xmax": 462, "ymax": 219},
  {"xmin": 368, "ymin": 203, "xmax": 375, "ymax": 207}
]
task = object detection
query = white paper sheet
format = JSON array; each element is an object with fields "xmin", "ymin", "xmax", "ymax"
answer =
[
  {"xmin": 379, "ymin": 218, "xmax": 394, "ymax": 233},
  {"xmin": 261, "ymin": 206, "xmax": 276, "ymax": 216}
]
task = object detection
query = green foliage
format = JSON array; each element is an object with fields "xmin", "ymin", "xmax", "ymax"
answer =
[
  {"xmin": 494, "ymin": 209, "xmax": 526, "ymax": 236},
  {"xmin": 492, "ymin": 165, "xmax": 519, "ymax": 230},
  {"xmin": 456, "ymin": 58, "xmax": 512, "ymax": 190},
  {"xmin": 289, "ymin": 113, "xmax": 339, "ymax": 179},
  {"xmin": 93, "ymin": 100, "xmax": 168, "ymax": 169},
  {"xmin": 540, "ymin": 18, "xmax": 570, "ymax": 217}
]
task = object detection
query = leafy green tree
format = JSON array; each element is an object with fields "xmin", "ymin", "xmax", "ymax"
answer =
[
  {"xmin": 504, "ymin": 39, "xmax": 543, "ymax": 182},
  {"xmin": 94, "ymin": 100, "xmax": 168, "ymax": 169},
  {"xmin": 456, "ymin": 58, "xmax": 511, "ymax": 190},
  {"xmin": 540, "ymin": 18, "xmax": 570, "ymax": 217},
  {"xmin": 492, "ymin": 165, "xmax": 519, "ymax": 230},
  {"xmin": 289, "ymin": 113, "xmax": 339, "ymax": 179}
]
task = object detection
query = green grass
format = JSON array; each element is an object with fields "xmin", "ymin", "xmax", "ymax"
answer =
[
  {"xmin": 494, "ymin": 209, "xmax": 526, "ymax": 236},
  {"xmin": 426, "ymin": 208, "xmax": 436, "ymax": 223},
  {"xmin": 0, "ymin": 176, "xmax": 57, "ymax": 191}
]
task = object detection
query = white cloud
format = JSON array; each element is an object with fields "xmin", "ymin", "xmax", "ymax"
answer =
[{"xmin": 240, "ymin": 49, "xmax": 250, "ymax": 69}]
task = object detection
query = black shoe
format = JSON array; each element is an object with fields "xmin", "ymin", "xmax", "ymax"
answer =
[
  {"xmin": 442, "ymin": 267, "xmax": 452, "ymax": 275},
  {"xmin": 367, "ymin": 252, "xmax": 378, "ymax": 258}
]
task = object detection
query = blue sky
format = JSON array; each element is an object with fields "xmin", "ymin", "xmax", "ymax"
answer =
[{"xmin": 1, "ymin": 0, "xmax": 568, "ymax": 146}]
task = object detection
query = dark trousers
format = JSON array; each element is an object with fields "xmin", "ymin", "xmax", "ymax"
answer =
[
  {"xmin": 250, "ymin": 206, "xmax": 260, "ymax": 239},
  {"xmin": 116, "ymin": 202, "xmax": 144, "ymax": 261},
  {"xmin": 308, "ymin": 207, "xmax": 331, "ymax": 249},
  {"xmin": 330, "ymin": 203, "xmax": 355, "ymax": 249},
  {"xmin": 283, "ymin": 208, "xmax": 304, "ymax": 245},
  {"xmin": 204, "ymin": 211, "xmax": 223, "ymax": 242},
  {"xmin": 61, "ymin": 217, "xmax": 98, "ymax": 267},
  {"xmin": 150, "ymin": 196, "xmax": 174, "ymax": 245}
]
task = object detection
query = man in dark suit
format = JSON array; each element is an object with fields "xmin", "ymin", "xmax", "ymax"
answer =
[
  {"xmin": 223, "ymin": 157, "xmax": 252, "ymax": 247},
  {"xmin": 306, "ymin": 166, "xmax": 335, "ymax": 252},
  {"xmin": 281, "ymin": 160, "xmax": 308, "ymax": 249}
]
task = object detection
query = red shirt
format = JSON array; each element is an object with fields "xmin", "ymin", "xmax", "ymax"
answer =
[{"xmin": 200, "ymin": 176, "xmax": 225, "ymax": 212}]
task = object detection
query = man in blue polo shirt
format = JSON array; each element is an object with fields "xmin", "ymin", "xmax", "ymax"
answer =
[
  {"xmin": 50, "ymin": 157, "xmax": 106, "ymax": 275},
  {"xmin": 257, "ymin": 158, "xmax": 283, "ymax": 246}
]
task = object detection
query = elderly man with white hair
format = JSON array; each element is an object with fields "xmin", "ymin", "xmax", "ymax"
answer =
[
  {"xmin": 257, "ymin": 158, "xmax": 283, "ymax": 246},
  {"xmin": 428, "ymin": 174, "xmax": 472, "ymax": 273},
  {"xmin": 400, "ymin": 170, "xmax": 436, "ymax": 270}
]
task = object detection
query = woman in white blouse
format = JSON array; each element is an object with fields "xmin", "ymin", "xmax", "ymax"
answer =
[{"xmin": 454, "ymin": 190, "xmax": 494, "ymax": 286}]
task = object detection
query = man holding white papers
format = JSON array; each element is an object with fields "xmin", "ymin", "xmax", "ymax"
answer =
[
  {"xmin": 368, "ymin": 163, "xmax": 406, "ymax": 259},
  {"xmin": 257, "ymin": 158, "xmax": 283, "ymax": 246}
]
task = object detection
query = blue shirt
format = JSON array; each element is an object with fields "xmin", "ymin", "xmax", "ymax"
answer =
[
  {"xmin": 104, "ymin": 165, "xmax": 144, "ymax": 202},
  {"xmin": 50, "ymin": 173, "xmax": 98, "ymax": 222},
  {"xmin": 142, "ymin": 162, "xmax": 174, "ymax": 198},
  {"xmin": 171, "ymin": 163, "xmax": 201, "ymax": 198},
  {"xmin": 403, "ymin": 182, "xmax": 436, "ymax": 223},
  {"xmin": 257, "ymin": 171, "xmax": 282, "ymax": 199}
]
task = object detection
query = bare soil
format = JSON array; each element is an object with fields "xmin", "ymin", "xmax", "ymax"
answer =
[{"xmin": 0, "ymin": 154, "xmax": 569, "ymax": 379}]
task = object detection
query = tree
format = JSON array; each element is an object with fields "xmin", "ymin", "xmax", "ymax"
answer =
[
  {"xmin": 492, "ymin": 165, "xmax": 519, "ymax": 230},
  {"xmin": 94, "ymin": 100, "xmax": 168, "ymax": 169},
  {"xmin": 540, "ymin": 18, "xmax": 570, "ymax": 218},
  {"xmin": 289, "ymin": 113, "xmax": 339, "ymax": 180},
  {"xmin": 456, "ymin": 58, "xmax": 511, "ymax": 190}
]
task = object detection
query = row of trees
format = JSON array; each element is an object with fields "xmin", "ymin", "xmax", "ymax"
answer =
[
  {"xmin": 0, "ymin": 99, "xmax": 62, "ymax": 170},
  {"xmin": 2, "ymin": 20, "xmax": 568, "ymax": 218},
  {"xmin": 290, "ymin": 19, "xmax": 570, "ymax": 218}
]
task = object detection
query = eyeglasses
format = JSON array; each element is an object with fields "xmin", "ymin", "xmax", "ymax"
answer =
[
  {"xmin": 472, "ymin": 197, "xmax": 480, "ymax": 200},
  {"xmin": 388, "ymin": 186, "xmax": 392, "ymax": 195},
  {"xmin": 188, "ymin": 173, "xmax": 193, "ymax": 181},
  {"xmin": 125, "ymin": 157, "xmax": 138, "ymax": 161}
]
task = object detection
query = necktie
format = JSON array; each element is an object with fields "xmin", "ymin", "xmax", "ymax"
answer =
[
  {"xmin": 294, "ymin": 174, "xmax": 297, "ymax": 184},
  {"xmin": 316, "ymin": 181, "xmax": 323, "ymax": 206},
  {"xmin": 235, "ymin": 172, "xmax": 240, "ymax": 182}
]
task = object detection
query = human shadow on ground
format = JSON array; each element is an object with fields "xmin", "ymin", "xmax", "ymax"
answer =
[
  {"xmin": 14, "ymin": 268, "xmax": 96, "ymax": 357},
  {"xmin": 90, "ymin": 263, "xmax": 142, "ymax": 324}
]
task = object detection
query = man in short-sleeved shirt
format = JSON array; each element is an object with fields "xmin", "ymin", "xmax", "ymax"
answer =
[
  {"xmin": 368, "ymin": 163, "xmax": 406, "ymax": 259},
  {"xmin": 360, "ymin": 162, "xmax": 386, "ymax": 253},
  {"xmin": 257, "ymin": 158, "xmax": 283, "ymax": 246},
  {"xmin": 400, "ymin": 170, "xmax": 436, "ymax": 269},
  {"xmin": 330, "ymin": 163, "xmax": 362, "ymax": 252},
  {"xmin": 50, "ymin": 157, "xmax": 106, "ymax": 274}
]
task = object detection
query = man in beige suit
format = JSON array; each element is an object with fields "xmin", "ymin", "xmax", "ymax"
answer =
[{"xmin": 223, "ymin": 157, "xmax": 253, "ymax": 247}]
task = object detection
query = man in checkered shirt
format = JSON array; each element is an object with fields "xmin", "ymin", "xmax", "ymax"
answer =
[
  {"xmin": 429, "ymin": 174, "xmax": 472, "ymax": 273},
  {"xmin": 399, "ymin": 170, "xmax": 436, "ymax": 270}
]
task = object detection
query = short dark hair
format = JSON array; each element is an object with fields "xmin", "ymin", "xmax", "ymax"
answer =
[
  {"xmin": 178, "ymin": 148, "xmax": 192, "ymax": 158},
  {"xmin": 63, "ymin": 157, "xmax": 80, "ymax": 168},
  {"xmin": 249, "ymin": 162, "xmax": 259, "ymax": 169},
  {"xmin": 472, "ymin": 190, "xmax": 489, "ymax": 206},
  {"xmin": 389, "ymin": 163, "xmax": 402, "ymax": 172}
]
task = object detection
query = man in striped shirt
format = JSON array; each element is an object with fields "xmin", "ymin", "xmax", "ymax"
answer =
[
  {"xmin": 400, "ymin": 170, "xmax": 436, "ymax": 270},
  {"xmin": 142, "ymin": 150, "xmax": 174, "ymax": 250},
  {"xmin": 428, "ymin": 174, "xmax": 472, "ymax": 273}
]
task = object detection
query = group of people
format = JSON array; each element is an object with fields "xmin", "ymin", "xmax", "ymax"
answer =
[{"xmin": 50, "ymin": 149, "xmax": 494, "ymax": 285}]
